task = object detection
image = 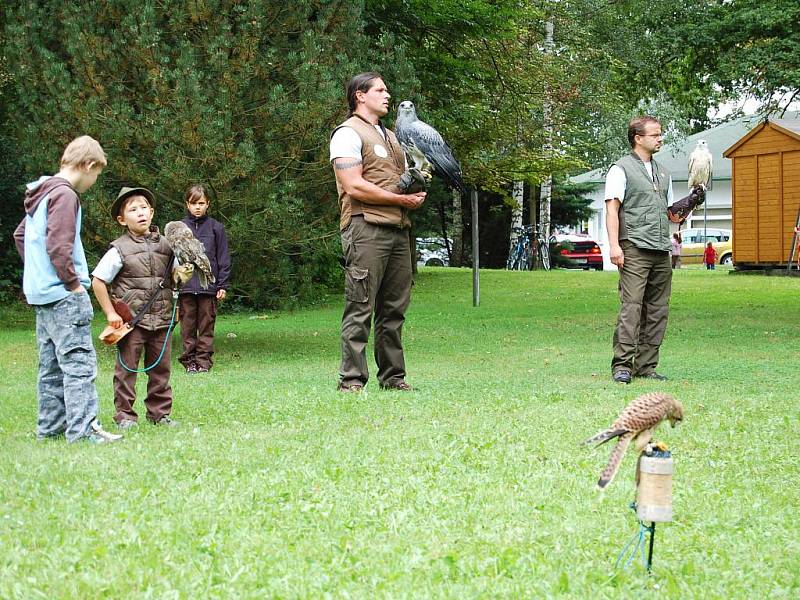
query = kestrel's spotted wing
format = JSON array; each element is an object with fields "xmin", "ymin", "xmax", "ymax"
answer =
[{"xmin": 584, "ymin": 392, "xmax": 683, "ymax": 489}]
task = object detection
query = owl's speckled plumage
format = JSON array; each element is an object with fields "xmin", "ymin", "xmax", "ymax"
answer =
[
  {"xmin": 584, "ymin": 392, "xmax": 683, "ymax": 490},
  {"xmin": 164, "ymin": 221, "xmax": 215, "ymax": 289}
]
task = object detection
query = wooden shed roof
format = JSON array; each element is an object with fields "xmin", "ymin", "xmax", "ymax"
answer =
[{"xmin": 723, "ymin": 118, "xmax": 800, "ymax": 157}]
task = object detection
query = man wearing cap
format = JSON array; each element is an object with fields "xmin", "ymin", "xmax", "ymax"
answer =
[{"xmin": 90, "ymin": 187, "xmax": 181, "ymax": 428}]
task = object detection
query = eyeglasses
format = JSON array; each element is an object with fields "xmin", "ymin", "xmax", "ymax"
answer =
[{"xmin": 639, "ymin": 133, "xmax": 663, "ymax": 138}]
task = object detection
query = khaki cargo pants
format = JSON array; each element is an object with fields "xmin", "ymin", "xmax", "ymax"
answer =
[
  {"xmin": 611, "ymin": 240, "xmax": 673, "ymax": 376},
  {"xmin": 339, "ymin": 216, "xmax": 412, "ymax": 388}
]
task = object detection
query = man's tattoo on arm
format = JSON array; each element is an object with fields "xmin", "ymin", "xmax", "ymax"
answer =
[{"xmin": 334, "ymin": 159, "xmax": 363, "ymax": 170}]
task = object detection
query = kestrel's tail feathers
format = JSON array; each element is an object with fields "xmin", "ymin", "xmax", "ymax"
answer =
[
  {"xmin": 583, "ymin": 428, "xmax": 627, "ymax": 447},
  {"xmin": 597, "ymin": 432, "xmax": 634, "ymax": 490}
]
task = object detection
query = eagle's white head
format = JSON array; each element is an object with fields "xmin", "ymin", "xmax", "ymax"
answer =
[
  {"xmin": 397, "ymin": 100, "xmax": 417, "ymax": 121},
  {"xmin": 696, "ymin": 139, "xmax": 708, "ymax": 149}
]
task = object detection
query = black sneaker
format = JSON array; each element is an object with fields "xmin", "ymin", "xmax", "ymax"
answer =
[{"xmin": 612, "ymin": 369, "xmax": 632, "ymax": 384}]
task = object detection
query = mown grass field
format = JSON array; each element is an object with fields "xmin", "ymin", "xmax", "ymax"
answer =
[{"xmin": 1, "ymin": 267, "xmax": 798, "ymax": 598}]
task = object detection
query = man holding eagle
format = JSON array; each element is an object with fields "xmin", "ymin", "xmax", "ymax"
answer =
[{"xmin": 329, "ymin": 72, "xmax": 428, "ymax": 393}]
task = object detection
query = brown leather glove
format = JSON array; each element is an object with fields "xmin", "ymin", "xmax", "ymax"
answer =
[
  {"xmin": 398, "ymin": 168, "xmax": 429, "ymax": 194},
  {"xmin": 668, "ymin": 185, "xmax": 705, "ymax": 224}
]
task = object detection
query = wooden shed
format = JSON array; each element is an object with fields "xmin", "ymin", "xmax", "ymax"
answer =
[{"xmin": 724, "ymin": 119, "xmax": 800, "ymax": 268}]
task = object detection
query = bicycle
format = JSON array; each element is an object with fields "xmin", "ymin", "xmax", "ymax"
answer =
[
  {"xmin": 507, "ymin": 225, "xmax": 533, "ymax": 270},
  {"xmin": 535, "ymin": 225, "xmax": 551, "ymax": 271},
  {"xmin": 507, "ymin": 224, "xmax": 551, "ymax": 271}
]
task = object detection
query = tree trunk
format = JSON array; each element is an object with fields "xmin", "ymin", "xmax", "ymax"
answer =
[
  {"xmin": 509, "ymin": 180, "xmax": 524, "ymax": 260},
  {"xmin": 537, "ymin": 18, "xmax": 555, "ymax": 268}
]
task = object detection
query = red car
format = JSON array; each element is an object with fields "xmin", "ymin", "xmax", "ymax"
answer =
[{"xmin": 552, "ymin": 233, "xmax": 603, "ymax": 271}]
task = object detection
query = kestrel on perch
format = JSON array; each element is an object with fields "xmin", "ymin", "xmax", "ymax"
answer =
[{"xmin": 584, "ymin": 392, "xmax": 684, "ymax": 490}]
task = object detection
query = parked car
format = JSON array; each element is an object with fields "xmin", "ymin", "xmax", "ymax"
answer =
[
  {"xmin": 416, "ymin": 237, "xmax": 451, "ymax": 267},
  {"xmin": 551, "ymin": 233, "xmax": 603, "ymax": 270},
  {"xmin": 678, "ymin": 228, "xmax": 733, "ymax": 265}
]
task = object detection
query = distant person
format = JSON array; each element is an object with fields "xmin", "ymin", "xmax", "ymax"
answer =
[
  {"xmin": 671, "ymin": 233, "xmax": 682, "ymax": 269},
  {"xmin": 605, "ymin": 115, "xmax": 681, "ymax": 384},
  {"xmin": 12, "ymin": 135, "xmax": 121, "ymax": 444},
  {"xmin": 704, "ymin": 241, "xmax": 717, "ymax": 270},
  {"xmin": 329, "ymin": 72, "xmax": 427, "ymax": 392},
  {"xmin": 177, "ymin": 184, "xmax": 231, "ymax": 374},
  {"xmin": 91, "ymin": 187, "xmax": 185, "ymax": 429}
]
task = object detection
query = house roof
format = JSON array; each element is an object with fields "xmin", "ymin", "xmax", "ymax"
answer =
[
  {"xmin": 723, "ymin": 117, "xmax": 800, "ymax": 157},
  {"xmin": 572, "ymin": 113, "xmax": 799, "ymax": 184}
]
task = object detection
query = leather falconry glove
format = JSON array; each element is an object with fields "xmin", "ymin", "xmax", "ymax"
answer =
[
  {"xmin": 398, "ymin": 168, "xmax": 429, "ymax": 194},
  {"xmin": 668, "ymin": 185, "xmax": 706, "ymax": 224}
]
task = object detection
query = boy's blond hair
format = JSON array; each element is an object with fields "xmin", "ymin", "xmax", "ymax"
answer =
[{"xmin": 60, "ymin": 135, "xmax": 108, "ymax": 169}]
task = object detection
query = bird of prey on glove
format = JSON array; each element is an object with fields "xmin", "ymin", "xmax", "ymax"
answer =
[{"xmin": 395, "ymin": 100, "xmax": 466, "ymax": 196}]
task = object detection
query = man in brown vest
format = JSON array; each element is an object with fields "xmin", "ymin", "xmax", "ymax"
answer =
[
  {"xmin": 330, "ymin": 72, "xmax": 427, "ymax": 392},
  {"xmin": 606, "ymin": 116, "xmax": 682, "ymax": 384}
]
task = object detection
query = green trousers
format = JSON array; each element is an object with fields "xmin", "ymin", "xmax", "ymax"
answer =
[
  {"xmin": 611, "ymin": 240, "xmax": 672, "ymax": 376},
  {"xmin": 339, "ymin": 217, "xmax": 412, "ymax": 387}
]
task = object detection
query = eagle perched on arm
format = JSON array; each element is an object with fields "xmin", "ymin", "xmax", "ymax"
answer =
[
  {"xmin": 687, "ymin": 139, "xmax": 713, "ymax": 190},
  {"xmin": 395, "ymin": 101, "xmax": 466, "ymax": 196},
  {"xmin": 668, "ymin": 140, "xmax": 713, "ymax": 223}
]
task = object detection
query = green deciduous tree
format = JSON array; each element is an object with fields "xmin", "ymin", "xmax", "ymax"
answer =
[{"xmin": 2, "ymin": 0, "xmax": 417, "ymax": 307}]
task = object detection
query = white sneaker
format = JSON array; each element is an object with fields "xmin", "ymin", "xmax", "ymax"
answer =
[{"xmin": 87, "ymin": 421, "xmax": 123, "ymax": 444}]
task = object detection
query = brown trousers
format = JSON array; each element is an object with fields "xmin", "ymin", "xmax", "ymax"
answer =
[
  {"xmin": 612, "ymin": 240, "xmax": 672, "ymax": 376},
  {"xmin": 178, "ymin": 294, "xmax": 217, "ymax": 370},
  {"xmin": 340, "ymin": 217, "xmax": 412, "ymax": 387},
  {"xmin": 113, "ymin": 326, "xmax": 173, "ymax": 423}
]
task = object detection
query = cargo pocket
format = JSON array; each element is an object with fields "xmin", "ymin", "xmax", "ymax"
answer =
[{"xmin": 345, "ymin": 266, "xmax": 369, "ymax": 303}]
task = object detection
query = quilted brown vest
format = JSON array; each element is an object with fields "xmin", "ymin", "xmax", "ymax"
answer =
[
  {"xmin": 333, "ymin": 115, "xmax": 409, "ymax": 230},
  {"xmin": 110, "ymin": 227, "xmax": 174, "ymax": 331}
]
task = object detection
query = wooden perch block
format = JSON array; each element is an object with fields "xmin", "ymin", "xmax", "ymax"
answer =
[{"xmin": 636, "ymin": 455, "xmax": 673, "ymax": 523}]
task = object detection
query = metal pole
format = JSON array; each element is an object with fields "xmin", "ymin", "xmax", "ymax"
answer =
[
  {"xmin": 646, "ymin": 522, "xmax": 656, "ymax": 574},
  {"xmin": 472, "ymin": 188, "xmax": 479, "ymax": 307}
]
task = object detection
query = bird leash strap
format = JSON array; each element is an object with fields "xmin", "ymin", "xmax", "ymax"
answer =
[
  {"xmin": 117, "ymin": 252, "xmax": 180, "ymax": 373},
  {"xmin": 615, "ymin": 502, "xmax": 656, "ymax": 573}
]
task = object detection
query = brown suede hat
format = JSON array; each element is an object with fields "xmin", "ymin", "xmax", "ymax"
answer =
[{"xmin": 111, "ymin": 186, "xmax": 155, "ymax": 219}]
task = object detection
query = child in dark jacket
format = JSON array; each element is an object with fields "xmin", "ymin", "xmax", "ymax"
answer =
[{"xmin": 178, "ymin": 184, "xmax": 231, "ymax": 373}]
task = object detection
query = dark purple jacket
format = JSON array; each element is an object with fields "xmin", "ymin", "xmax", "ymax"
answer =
[{"xmin": 180, "ymin": 213, "xmax": 231, "ymax": 295}]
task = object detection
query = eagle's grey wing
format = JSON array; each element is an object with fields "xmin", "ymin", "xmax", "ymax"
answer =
[{"xmin": 400, "ymin": 120, "xmax": 466, "ymax": 195}]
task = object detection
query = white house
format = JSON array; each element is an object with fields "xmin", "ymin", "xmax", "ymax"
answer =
[{"xmin": 570, "ymin": 115, "xmax": 792, "ymax": 269}]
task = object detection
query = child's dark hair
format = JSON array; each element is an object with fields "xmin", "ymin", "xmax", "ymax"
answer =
[
  {"xmin": 673, "ymin": 232, "xmax": 681, "ymax": 243},
  {"xmin": 185, "ymin": 184, "xmax": 209, "ymax": 204}
]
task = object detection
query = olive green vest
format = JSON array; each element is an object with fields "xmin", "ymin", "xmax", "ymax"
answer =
[
  {"xmin": 110, "ymin": 227, "xmax": 174, "ymax": 331},
  {"xmin": 333, "ymin": 116, "xmax": 408, "ymax": 231},
  {"xmin": 616, "ymin": 152, "xmax": 671, "ymax": 252}
]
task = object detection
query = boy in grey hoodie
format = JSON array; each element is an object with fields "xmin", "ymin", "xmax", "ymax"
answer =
[{"xmin": 13, "ymin": 135, "xmax": 121, "ymax": 444}]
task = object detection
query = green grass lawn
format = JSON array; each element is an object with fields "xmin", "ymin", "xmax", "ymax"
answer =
[{"xmin": 1, "ymin": 268, "xmax": 798, "ymax": 598}]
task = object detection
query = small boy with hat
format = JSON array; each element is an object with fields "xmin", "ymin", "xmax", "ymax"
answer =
[{"xmin": 91, "ymin": 187, "xmax": 186, "ymax": 429}]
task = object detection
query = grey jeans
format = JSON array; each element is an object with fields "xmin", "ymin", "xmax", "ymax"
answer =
[{"xmin": 34, "ymin": 291, "xmax": 100, "ymax": 442}]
